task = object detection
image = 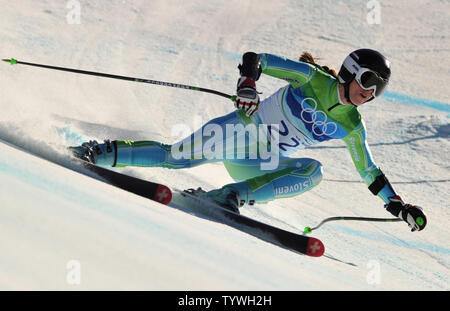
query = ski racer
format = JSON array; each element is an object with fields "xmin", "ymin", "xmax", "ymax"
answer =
[{"xmin": 71, "ymin": 48, "xmax": 427, "ymax": 232}]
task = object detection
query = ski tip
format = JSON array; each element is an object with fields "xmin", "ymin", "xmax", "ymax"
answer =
[
  {"xmin": 154, "ymin": 185, "xmax": 172, "ymax": 205},
  {"xmin": 306, "ymin": 237, "xmax": 325, "ymax": 257}
]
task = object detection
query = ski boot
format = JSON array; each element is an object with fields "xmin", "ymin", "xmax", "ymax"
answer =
[
  {"xmin": 68, "ymin": 140, "xmax": 116, "ymax": 166},
  {"xmin": 184, "ymin": 186, "xmax": 241, "ymax": 214}
]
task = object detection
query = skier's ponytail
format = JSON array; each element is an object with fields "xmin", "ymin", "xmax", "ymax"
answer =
[{"xmin": 299, "ymin": 51, "xmax": 338, "ymax": 78}]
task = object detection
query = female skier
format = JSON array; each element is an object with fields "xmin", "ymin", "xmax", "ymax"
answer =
[{"xmin": 71, "ymin": 48, "xmax": 427, "ymax": 232}]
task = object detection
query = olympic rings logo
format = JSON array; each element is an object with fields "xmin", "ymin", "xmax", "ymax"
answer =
[{"xmin": 300, "ymin": 97, "xmax": 337, "ymax": 136}]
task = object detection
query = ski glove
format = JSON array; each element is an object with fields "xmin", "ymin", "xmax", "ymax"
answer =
[
  {"xmin": 235, "ymin": 76, "xmax": 260, "ymax": 117},
  {"xmin": 385, "ymin": 196, "xmax": 427, "ymax": 232}
]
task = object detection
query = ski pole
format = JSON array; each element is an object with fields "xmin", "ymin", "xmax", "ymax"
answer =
[
  {"xmin": 2, "ymin": 58, "xmax": 236, "ymax": 101},
  {"xmin": 303, "ymin": 216, "xmax": 402, "ymax": 234}
]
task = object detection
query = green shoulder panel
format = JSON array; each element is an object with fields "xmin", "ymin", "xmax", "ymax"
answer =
[{"xmin": 308, "ymin": 73, "xmax": 362, "ymax": 135}]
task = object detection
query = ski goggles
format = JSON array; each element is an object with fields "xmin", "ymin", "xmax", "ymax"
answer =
[{"xmin": 354, "ymin": 68, "xmax": 388, "ymax": 97}]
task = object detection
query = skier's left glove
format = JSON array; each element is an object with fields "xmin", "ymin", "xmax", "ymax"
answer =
[
  {"xmin": 235, "ymin": 76, "xmax": 260, "ymax": 117},
  {"xmin": 385, "ymin": 196, "xmax": 427, "ymax": 232}
]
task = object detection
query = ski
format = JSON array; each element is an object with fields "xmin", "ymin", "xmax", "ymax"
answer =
[
  {"xmin": 74, "ymin": 158, "xmax": 172, "ymax": 205},
  {"xmin": 70, "ymin": 158, "xmax": 322, "ymax": 257},
  {"xmin": 0, "ymin": 137, "xmax": 172, "ymax": 205},
  {"xmin": 171, "ymin": 189, "xmax": 325, "ymax": 257}
]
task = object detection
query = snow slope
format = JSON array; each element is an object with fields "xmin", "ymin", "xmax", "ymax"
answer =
[{"xmin": 0, "ymin": 0, "xmax": 449, "ymax": 290}]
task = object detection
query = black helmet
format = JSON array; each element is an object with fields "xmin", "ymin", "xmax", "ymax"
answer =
[{"xmin": 338, "ymin": 49, "xmax": 391, "ymax": 103}]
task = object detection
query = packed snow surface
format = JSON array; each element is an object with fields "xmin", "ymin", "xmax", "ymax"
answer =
[{"xmin": 0, "ymin": 0, "xmax": 448, "ymax": 290}]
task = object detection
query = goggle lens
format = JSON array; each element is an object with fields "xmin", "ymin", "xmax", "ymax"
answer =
[{"xmin": 357, "ymin": 70, "xmax": 388, "ymax": 97}]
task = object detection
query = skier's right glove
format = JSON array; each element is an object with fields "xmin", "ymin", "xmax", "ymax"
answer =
[
  {"xmin": 385, "ymin": 196, "xmax": 427, "ymax": 232},
  {"xmin": 235, "ymin": 76, "xmax": 260, "ymax": 117}
]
